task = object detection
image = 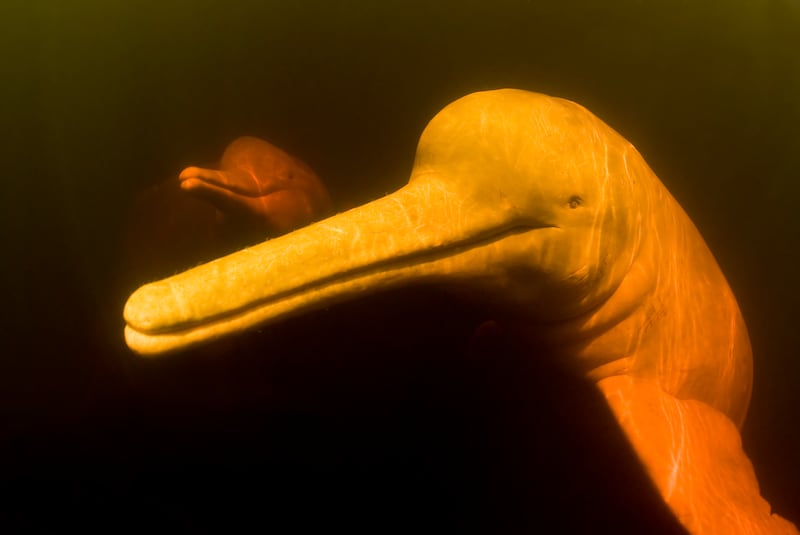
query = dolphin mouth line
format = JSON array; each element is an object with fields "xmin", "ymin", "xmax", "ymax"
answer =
[
  {"xmin": 131, "ymin": 222, "xmax": 557, "ymax": 337},
  {"xmin": 180, "ymin": 175, "xmax": 281, "ymax": 198}
]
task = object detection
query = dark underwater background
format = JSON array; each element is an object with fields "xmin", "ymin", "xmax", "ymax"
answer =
[{"xmin": 1, "ymin": 0, "xmax": 797, "ymax": 531}]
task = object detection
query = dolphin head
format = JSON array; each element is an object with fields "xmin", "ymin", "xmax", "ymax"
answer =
[
  {"xmin": 178, "ymin": 136, "xmax": 332, "ymax": 236},
  {"xmin": 406, "ymin": 90, "xmax": 648, "ymax": 318},
  {"xmin": 124, "ymin": 89, "xmax": 650, "ymax": 355},
  {"xmin": 180, "ymin": 136, "xmax": 310, "ymax": 198}
]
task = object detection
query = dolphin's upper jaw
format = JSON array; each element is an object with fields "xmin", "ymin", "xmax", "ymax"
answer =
[
  {"xmin": 179, "ymin": 167, "xmax": 283, "ymax": 198},
  {"xmin": 124, "ymin": 219, "xmax": 556, "ymax": 338}
]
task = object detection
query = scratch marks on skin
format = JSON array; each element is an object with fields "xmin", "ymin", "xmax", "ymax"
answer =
[
  {"xmin": 320, "ymin": 223, "xmax": 347, "ymax": 236},
  {"xmin": 168, "ymin": 274, "xmax": 194, "ymax": 326},
  {"xmin": 621, "ymin": 145, "xmax": 632, "ymax": 182},
  {"xmin": 319, "ymin": 221, "xmax": 351, "ymax": 250},
  {"xmin": 390, "ymin": 194, "xmax": 415, "ymax": 231},
  {"xmin": 245, "ymin": 167, "xmax": 262, "ymax": 195},
  {"xmin": 664, "ymin": 395, "xmax": 688, "ymax": 501},
  {"xmin": 479, "ymin": 109, "xmax": 489, "ymax": 140},
  {"xmin": 619, "ymin": 144, "xmax": 642, "ymax": 253},
  {"xmin": 594, "ymin": 141, "xmax": 612, "ymax": 256},
  {"xmin": 422, "ymin": 178, "xmax": 467, "ymax": 240},
  {"xmin": 722, "ymin": 293, "xmax": 739, "ymax": 396}
]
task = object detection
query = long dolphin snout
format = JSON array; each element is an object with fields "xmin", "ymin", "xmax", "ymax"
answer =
[{"xmin": 123, "ymin": 176, "xmax": 551, "ymax": 355}]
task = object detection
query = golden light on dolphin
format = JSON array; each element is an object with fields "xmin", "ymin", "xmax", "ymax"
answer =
[{"xmin": 123, "ymin": 89, "xmax": 797, "ymax": 534}]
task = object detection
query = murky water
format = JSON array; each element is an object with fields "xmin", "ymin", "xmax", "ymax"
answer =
[{"xmin": 2, "ymin": 0, "xmax": 798, "ymax": 529}]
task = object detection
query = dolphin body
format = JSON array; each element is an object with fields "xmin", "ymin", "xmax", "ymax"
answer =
[{"xmin": 124, "ymin": 90, "xmax": 797, "ymax": 534}]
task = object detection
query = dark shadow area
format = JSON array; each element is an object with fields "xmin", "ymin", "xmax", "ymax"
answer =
[{"xmin": 2, "ymin": 288, "xmax": 687, "ymax": 533}]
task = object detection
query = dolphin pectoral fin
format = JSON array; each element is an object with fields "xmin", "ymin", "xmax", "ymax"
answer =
[{"xmin": 599, "ymin": 375, "xmax": 798, "ymax": 535}]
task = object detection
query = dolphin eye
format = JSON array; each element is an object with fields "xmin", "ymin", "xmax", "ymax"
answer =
[{"xmin": 568, "ymin": 195, "xmax": 583, "ymax": 209}]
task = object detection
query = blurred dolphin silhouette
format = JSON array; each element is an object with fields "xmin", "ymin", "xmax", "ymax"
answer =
[
  {"xmin": 121, "ymin": 135, "xmax": 331, "ymax": 285},
  {"xmin": 179, "ymin": 135, "xmax": 332, "ymax": 237}
]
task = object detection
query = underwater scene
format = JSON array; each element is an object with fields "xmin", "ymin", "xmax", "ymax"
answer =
[{"xmin": 2, "ymin": 1, "xmax": 799, "ymax": 532}]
